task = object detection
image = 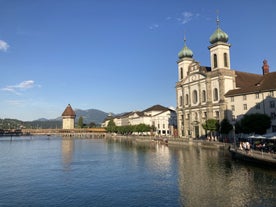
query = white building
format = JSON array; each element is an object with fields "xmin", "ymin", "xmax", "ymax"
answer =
[
  {"xmin": 102, "ymin": 104, "xmax": 177, "ymax": 136},
  {"xmin": 176, "ymin": 17, "xmax": 276, "ymax": 138}
]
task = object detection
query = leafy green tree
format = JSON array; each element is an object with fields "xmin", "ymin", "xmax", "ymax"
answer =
[
  {"xmin": 106, "ymin": 119, "xmax": 117, "ymax": 133},
  {"xmin": 202, "ymin": 119, "xmax": 219, "ymax": 137},
  {"xmin": 240, "ymin": 113, "xmax": 271, "ymax": 134},
  {"xmin": 89, "ymin": 122, "xmax": 97, "ymax": 128},
  {"xmin": 78, "ymin": 116, "xmax": 84, "ymax": 128},
  {"xmin": 220, "ymin": 119, "xmax": 233, "ymax": 135}
]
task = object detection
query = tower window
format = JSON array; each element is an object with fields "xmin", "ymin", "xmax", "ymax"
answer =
[
  {"xmin": 180, "ymin": 67, "xmax": 183, "ymax": 80},
  {"xmin": 224, "ymin": 53, "xmax": 228, "ymax": 67},
  {"xmin": 213, "ymin": 54, "xmax": 218, "ymax": 68}
]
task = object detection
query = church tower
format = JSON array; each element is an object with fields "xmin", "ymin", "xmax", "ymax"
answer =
[
  {"xmin": 177, "ymin": 36, "xmax": 194, "ymax": 81},
  {"xmin": 62, "ymin": 104, "xmax": 76, "ymax": 129},
  {"xmin": 208, "ymin": 16, "xmax": 231, "ymax": 70}
]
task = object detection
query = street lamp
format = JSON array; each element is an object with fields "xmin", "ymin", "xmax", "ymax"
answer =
[{"xmin": 232, "ymin": 115, "xmax": 236, "ymax": 151}]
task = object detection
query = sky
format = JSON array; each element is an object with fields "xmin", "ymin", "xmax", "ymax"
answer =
[{"xmin": 0, "ymin": 0, "xmax": 276, "ymax": 121}]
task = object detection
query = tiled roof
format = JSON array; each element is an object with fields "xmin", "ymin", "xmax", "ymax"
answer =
[
  {"xmin": 143, "ymin": 104, "xmax": 169, "ymax": 112},
  {"xmin": 225, "ymin": 71, "xmax": 276, "ymax": 96},
  {"xmin": 62, "ymin": 104, "xmax": 76, "ymax": 117}
]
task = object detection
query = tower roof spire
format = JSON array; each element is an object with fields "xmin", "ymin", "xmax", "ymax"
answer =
[
  {"xmin": 178, "ymin": 33, "xmax": 193, "ymax": 59},
  {"xmin": 209, "ymin": 12, "xmax": 229, "ymax": 44}
]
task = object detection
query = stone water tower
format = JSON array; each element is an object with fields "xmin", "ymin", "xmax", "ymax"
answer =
[{"xmin": 62, "ymin": 104, "xmax": 76, "ymax": 129}]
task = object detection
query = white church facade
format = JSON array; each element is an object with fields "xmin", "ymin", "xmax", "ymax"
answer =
[{"xmin": 176, "ymin": 18, "xmax": 276, "ymax": 139}]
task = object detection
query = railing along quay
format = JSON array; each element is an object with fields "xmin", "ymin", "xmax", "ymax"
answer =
[{"xmin": 21, "ymin": 128, "xmax": 107, "ymax": 138}]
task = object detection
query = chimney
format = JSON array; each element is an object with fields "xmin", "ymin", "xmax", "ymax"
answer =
[{"xmin": 262, "ymin": 59, "xmax": 269, "ymax": 75}]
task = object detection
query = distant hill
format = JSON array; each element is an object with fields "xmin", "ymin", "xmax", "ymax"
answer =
[
  {"xmin": 74, "ymin": 108, "xmax": 109, "ymax": 125},
  {"xmin": 1, "ymin": 109, "xmax": 110, "ymax": 129}
]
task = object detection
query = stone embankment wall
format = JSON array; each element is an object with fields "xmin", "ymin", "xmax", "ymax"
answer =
[{"xmin": 105, "ymin": 134, "xmax": 231, "ymax": 150}]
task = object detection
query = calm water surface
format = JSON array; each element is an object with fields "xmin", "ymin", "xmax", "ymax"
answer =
[{"xmin": 0, "ymin": 136, "xmax": 275, "ymax": 207}]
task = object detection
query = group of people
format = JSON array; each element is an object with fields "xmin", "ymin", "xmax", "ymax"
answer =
[{"xmin": 239, "ymin": 141, "xmax": 251, "ymax": 152}]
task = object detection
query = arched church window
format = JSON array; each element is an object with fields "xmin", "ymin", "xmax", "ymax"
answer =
[
  {"xmin": 180, "ymin": 68, "xmax": 183, "ymax": 79},
  {"xmin": 202, "ymin": 90, "xmax": 206, "ymax": 102},
  {"xmin": 179, "ymin": 96, "xmax": 183, "ymax": 106},
  {"xmin": 213, "ymin": 88, "xmax": 219, "ymax": 101},
  {"xmin": 224, "ymin": 53, "xmax": 228, "ymax": 67},
  {"xmin": 192, "ymin": 90, "xmax": 198, "ymax": 104},
  {"xmin": 185, "ymin": 94, "xmax": 189, "ymax": 105},
  {"xmin": 213, "ymin": 54, "xmax": 217, "ymax": 68}
]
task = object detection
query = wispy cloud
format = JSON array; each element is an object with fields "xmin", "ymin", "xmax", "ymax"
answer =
[
  {"xmin": 149, "ymin": 24, "xmax": 160, "ymax": 30},
  {"xmin": 148, "ymin": 11, "xmax": 200, "ymax": 30},
  {"xmin": 1, "ymin": 80, "xmax": 37, "ymax": 95},
  {"xmin": 5, "ymin": 100, "xmax": 25, "ymax": 106},
  {"xmin": 0, "ymin": 40, "xmax": 10, "ymax": 52},
  {"xmin": 177, "ymin": 11, "xmax": 200, "ymax": 24}
]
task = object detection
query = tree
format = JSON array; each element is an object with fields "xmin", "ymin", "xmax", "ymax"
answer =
[
  {"xmin": 78, "ymin": 116, "xmax": 84, "ymax": 128},
  {"xmin": 220, "ymin": 119, "xmax": 233, "ymax": 135},
  {"xmin": 202, "ymin": 119, "xmax": 219, "ymax": 138},
  {"xmin": 89, "ymin": 122, "xmax": 97, "ymax": 128},
  {"xmin": 106, "ymin": 119, "xmax": 117, "ymax": 133},
  {"xmin": 240, "ymin": 113, "xmax": 271, "ymax": 135}
]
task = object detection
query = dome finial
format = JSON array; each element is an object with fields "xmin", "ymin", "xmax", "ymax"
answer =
[
  {"xmin": 184, "ymin": 32, "xmax": 187, "ymax": 45},
  {"xmin": 216, "ymin": 10, "xmax": 220, "ymax": 28}
]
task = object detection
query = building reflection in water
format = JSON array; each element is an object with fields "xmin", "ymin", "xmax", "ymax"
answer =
[
  {"xmin": 61, "ymin": 137, "xmax": 74, "ymax": 170},
  {"xmin": 176, "ymin": 146, "xmax": 272, "ymax": 207}
]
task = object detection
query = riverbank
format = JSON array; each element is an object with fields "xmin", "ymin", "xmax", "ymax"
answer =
[
  {"xmin": 229, "ymin": 148, "xmax": 276, "ymax": 168},
  {"xmin": 105, "ymin": 134, "xmax": 231, "ymax": 150}
]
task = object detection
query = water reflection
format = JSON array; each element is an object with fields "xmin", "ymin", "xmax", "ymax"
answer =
[
  {"xmin": 61, "ymin": 137, "xmax": 74, "ymax": 170},
  {"xmin": 176, "ymin": 146, "xmax": 276, "ymax": 207}
]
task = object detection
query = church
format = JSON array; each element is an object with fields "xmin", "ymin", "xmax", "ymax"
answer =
[{"xmin": 176, "ymin": 17, "xmax": 276, "ymax": 139}]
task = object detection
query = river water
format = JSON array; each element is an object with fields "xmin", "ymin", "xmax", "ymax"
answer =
[{"xmin": 0, "ymin": 136, "xmax": 275, "ymax": 207}]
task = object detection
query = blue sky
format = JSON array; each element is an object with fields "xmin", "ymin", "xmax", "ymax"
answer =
[{"xmin": 0, "ymin": 0, "xmax": 276, "ymax": 121}]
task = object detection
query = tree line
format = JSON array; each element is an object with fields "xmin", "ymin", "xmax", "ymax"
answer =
[{"xmin": 203, "ymin": 113, "xmax": 271, "ymax": 138}]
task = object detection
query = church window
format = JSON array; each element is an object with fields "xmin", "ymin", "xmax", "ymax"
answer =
[
  {"xmin": 202, "ymin": 90, "xmax": 206, "ymax": 102},
  {"xmin": 180, "ymin": 68, "xmax": 183, "ymax": 80},
  {"xmin": 213, "ymin": 88, "xmax": 219, "ymax": 101},
  {"xmin": 243, "ymin": 95, "xmax": 247, "ymax": 100},
  {"xmin": 192, "ymin": 90, "xmax": 198, "ymax": 104},
  {"xmin": 243, "ymin": 104, "xmax": 247, "ymax": 110},
  {"xmin": 231, "ymin": 97, "xmax": 234, "ymax": 102},
  {"xmin": 185, "ymin": 94, "xmax": 189, "ymax": 105},
  {"xmin": 224, "ymin": 53, "xmax": 228, "ymax": 67},
  {"xmin": 179, "ymin": 96, "xmax": 183, "ymax": 106},
  {"xmin": 213, "ymin": 54, "xmax": 218, "ymax": 68},
  {"xmin": 215, "ymin": 111, "xmax": 219, "ymax": 119},
  {"xmin": 231, "ymin": 105, "xmax": 235, "ymax": 111}
]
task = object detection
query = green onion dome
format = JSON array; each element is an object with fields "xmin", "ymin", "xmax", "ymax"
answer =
[
  {"xmin": 209, "ymin": 17, "xmax": 229, "ymax": 44},
  {"xmin": 178, "ymin": 39, "xmax": 193, "ymax": 59}
]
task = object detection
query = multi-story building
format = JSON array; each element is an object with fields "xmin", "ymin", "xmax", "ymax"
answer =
[
  {"xmin": 176, "ymin": 18, "xmax": 276, "ymax": 138},
  {"xmin": 102, "ymin": 104, "xmax": 177, "ymax": 136}
]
